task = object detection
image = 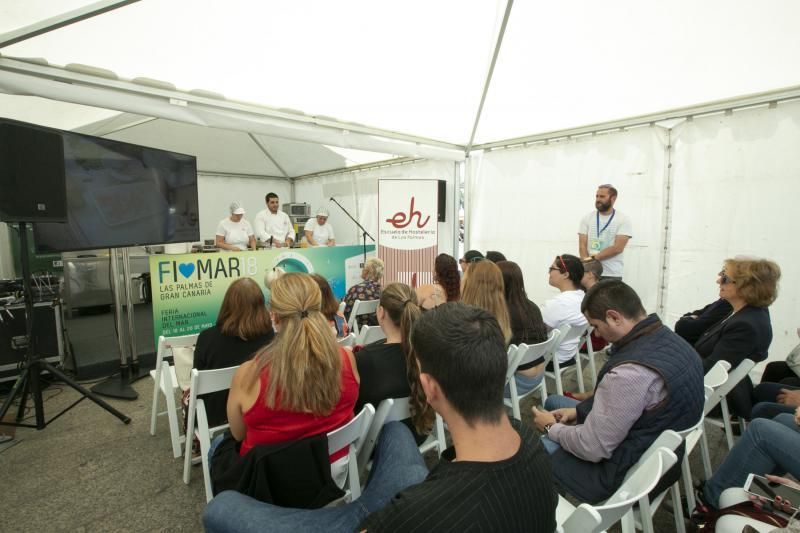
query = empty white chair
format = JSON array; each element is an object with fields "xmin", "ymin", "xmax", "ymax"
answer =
[
  {"xmin": 149, "ymin": 333, "xmax": 198, "ymax": 458},
  {"xmin": 357, "ymin": 397, "xmax": 446, "ymax": 471},
  {"xmin": 347, "ymin": 299, "xmax": 379, "ymax": 336},
  {"xmin": 182, "ymin": 365, "xmax": 239, "ymax": 502},
  {"xmin": 355, "ymin": 325, "xmax": 386, "ymax": 346},
  {"xmin": 544, "ymin": 325, "xmax": 589, "ymax": 396},
  {"xmin": 337, "ymin": 333, "xmax": 356, "ymax": 347},
  {"xmin": 704, "ymin": 358, "xmax": 755, "ymax": 451},
  {"xmin": 327, "ymin": 403, "xmax": 375, "ymax": 501},
  {"xmin": 558, "ymin": 447, "xmax": 678, "ymax": 533},
  {"xmin": 504, "ymin": 330, "xmax": 560, "ymax": 419},
  {"xmin": 680, "ymin": 385, "xmax": 714, "ymax": 515}
]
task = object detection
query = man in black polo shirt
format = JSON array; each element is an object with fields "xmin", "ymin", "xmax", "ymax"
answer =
[{"xmin": 360, "ymin": 303, "xmax": 557, "ymax": 532}]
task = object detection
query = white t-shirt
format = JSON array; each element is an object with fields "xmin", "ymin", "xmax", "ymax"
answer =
[
  {"xmin": 579, "ymin": 209, "xmax": 633, "ymax": 278},
  {"xmin": 215, "ymin": 217, "xmax": 254, "ymax": 250},
  {"xmin": 541, "ymin": 290, "xmax": 588, "ymax": 363},
  {"xmin": 304, "ymin": 218, "xmax": 335, "ymax": 246},
  {"xmin": 254, "ymin": 209, "xmax": 294, "ymax": 243}
]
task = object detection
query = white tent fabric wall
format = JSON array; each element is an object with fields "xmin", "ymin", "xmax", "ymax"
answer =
[
  {"xmin": 294, "ymin": 159, "xmax": 458, "ymax": 254},
  {"xmin": 663, "ymin": 100, "xmax": 800, "ymax": 361},
  {"xmin": 466, "ymin": 126, "xmax": 668, "ymax": 313},
  {"xmin": 197, "ymin": 174, "xmax": 291, "ymax": 243}
]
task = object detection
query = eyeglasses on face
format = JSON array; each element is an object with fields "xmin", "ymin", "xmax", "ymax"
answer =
[{"xmin": 718, "ymin": 270, "xmax": 736, "ymax": 285}]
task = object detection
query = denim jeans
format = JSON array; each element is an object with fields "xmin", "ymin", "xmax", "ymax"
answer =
[
  {"xmin": 703, "ymin": 417, "xmax": 800, "ymax": 509},
  {"xmin": 504, "ymin": 372, "xmax": 545, "ymax": 398},
  {"xmin": 752, "ymin": 382, "xmax": 800, "ymax": 420},
  {"xmin": 540, "ymin": 395, "xmax": 580, "ymax": 454},
  {"xmin": 202, "ymin": 422, "xmax": 429, "ymax": 533}
]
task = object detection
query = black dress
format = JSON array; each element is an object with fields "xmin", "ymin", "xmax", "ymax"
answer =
[
  {"xmin": 508, "ymin": 298, "xmax": 548, "ymax": 370},
  {"xmin": 193, "ymin": 325, "xmax": 274, "ymax": 427}
]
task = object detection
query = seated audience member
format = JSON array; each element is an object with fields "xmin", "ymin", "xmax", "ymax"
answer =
[
  {"xmin": 415, "ymin": 253, "xmax": 460, "ymax": 310},
  {"xmin": 354, "ymin": 283, "xmax": 432, "ymax": 437},
  {"xmin": 204, "ymin": 303, "xmax": 558, "ymax": 533},
  {"xmin": 185, "ymin": 278, "xmax": 274, "ymax": 430},
  {"xmin": 695, "ymin": 408, "xmax": 800, "ymax": 513},
  {"xmin": 694, "ymin": 257, "xmax": 781, "ymax": 419},
  {"xmin": 214, "ymin": 273, "xmax": 359, "ymax": 485},
  {"xmin": 458, "ymin": 249, "xmax": 484, "ymax": 275},
  {"xmin": 497, "ymin": 260, "xmax": 548, "ymax": 395},
  {"xmin": 485, "ymin": 250, "xmax": 507, "ymax": 263},
  {"xmin": 541, "ymin": 254, "xmax": 588, "ymax": 370},
  {"xmin": 532, "ymin": 280, "xmax": 704, "ymax": 503},
  {"xmin": 460, "ymin": 260, "xmax": 512, "ymax": 345},
  {"xmin": 263, "ymin": 266, "xmax": 285, "ymax": 289},
  {"xmin": 311, "ymin": 273, "xmax": 349, "ymax": 338},
  {"xmin": 579, "ymin": 258, "xmax": 608, "ymax": 353},
  {"xmin": 343, "ymin": 257, "xmax": 384, "ymax": 329},
  {"xmin": 675, "ymin": 298, "xmax": 733, "ymax": 346},
  {"xmin": 759, "ymin": 327, "xmax": 800, "ymax": 386}
]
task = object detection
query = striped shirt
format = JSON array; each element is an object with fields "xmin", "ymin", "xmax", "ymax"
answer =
[{"xmin": 360, "ymin": 421, "xmax": 557, "ymax": 532}]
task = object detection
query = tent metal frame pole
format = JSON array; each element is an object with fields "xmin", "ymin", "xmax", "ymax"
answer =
[
  {"xmin": 656, "ymin": 129, "xmax": 676, "ymax": 317},
  {"xmin": 293, "ymin": 157, "xmax": 423, "ymax": 181},
  {"xmin": 0, "ymin": 0, "xmax": 139, "ymax": 49},
  {"xmin": 248, "ymin": 133, "xmax": 291, "ymax": 181},
  {"xmin": 453, "ymin": 161, "xmax": 463, "ymax": 259},
  {"xmin": 473, "ymin": 86, "xmax": 800, "ymax": 153},
  {"xmin": 197, "ymin": 171, "xmax": 289, "ymax": 181},
  {"xmin": 464, "ymin": 0, "xmax": 514, "ymax": 155}
]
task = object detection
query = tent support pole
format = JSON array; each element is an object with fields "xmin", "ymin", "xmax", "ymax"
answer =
[
  {"xmin": 656, "ymin": 128, "xmax": 675, "ymax": 316},
  {"xmin": 248, "ymin": 134, "xmax": 291, "ymax": 180},
  {"xmin": 0, "ymin": 1, "xmax": 140, "ymax": 49},
  {"xmin": 464, "ymin": 0, "xmax": 514, "ymax": 154}
]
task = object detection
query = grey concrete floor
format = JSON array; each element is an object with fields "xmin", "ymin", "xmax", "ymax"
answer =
[{"xmin": 0, "ymin": 356, "xmax": 731, "ymax": 533}]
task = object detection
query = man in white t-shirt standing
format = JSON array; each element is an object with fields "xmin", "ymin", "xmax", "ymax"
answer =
[
  {"xmin": 304, "ymin": 208, "xmax": 336, "ymax": 247},
  {"xmin": 578, "ymin": 184, "xmax": 632, "ymax": 280},
  {"xmin": 253, "ymin": 192, "xmax": 294, "ymax": 248}
]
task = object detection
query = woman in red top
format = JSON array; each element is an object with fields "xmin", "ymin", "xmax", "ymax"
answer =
[{"xmin": 226, "ymin": 272, "xmax": 360, "ymax": 461}]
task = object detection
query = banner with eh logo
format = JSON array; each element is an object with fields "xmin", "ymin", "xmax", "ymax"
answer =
[
  {"xmin": 378, "ymin": 179, "xmax": 439, "ymax": 287},
  {"xmin": 148, "ymin": 245, "xmax": 375, "ymax": 347}
]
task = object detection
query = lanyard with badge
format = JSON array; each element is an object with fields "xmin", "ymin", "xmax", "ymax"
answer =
[{"xmin": 589, "ymin": 209, "xmax": 615, "ymax": 253}]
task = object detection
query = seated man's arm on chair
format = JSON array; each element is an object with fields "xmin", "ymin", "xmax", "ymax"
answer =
[{"xmin": 547, "ymin": 364, "xmax": 665, "ymax": 462}]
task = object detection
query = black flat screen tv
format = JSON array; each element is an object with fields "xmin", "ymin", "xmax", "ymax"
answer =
[{"xmin": 29, "ymin": 124, "xmax": 199, "ymax": 253}]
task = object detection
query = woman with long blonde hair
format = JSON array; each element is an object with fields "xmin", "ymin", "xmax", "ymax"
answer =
[
  {"xmin": 460, "ymin": 260, "xmax": 512, "ymax": 345},
  {"xmin": 225, "ymin": 272, "xmax": 360, "ymax": 461}
]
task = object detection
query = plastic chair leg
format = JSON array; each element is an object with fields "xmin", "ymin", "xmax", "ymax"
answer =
[
  {"xmin": 150, "ymin": 368, "xmax": 160, "ymax": 436},
  {"xmin": 682, "ymin": 453, "xmax": 696, "ymax": 514},
  {"xmin": 700, "ymin": 429, "xmax": 713, "ymax": 479},
  {"xmin": 574, "ymin": 354, "xmax": 585, "ymax": 393},
  {"xmin": 670, "ymin": 482, "xmax": 686, "ymax": 533},
  {"xmin": 719, "ymin": 399, "xmax": 735, "ymax": 450}
]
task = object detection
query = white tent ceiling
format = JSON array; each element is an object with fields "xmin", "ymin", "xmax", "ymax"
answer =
[{"xmin": 1, "ymin": 0, "xmax": 800, "ymax": 172}]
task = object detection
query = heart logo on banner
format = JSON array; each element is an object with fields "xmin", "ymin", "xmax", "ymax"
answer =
[{"xmin": 178, "ymin": 263, "xmax": 195, "ymax": 279}]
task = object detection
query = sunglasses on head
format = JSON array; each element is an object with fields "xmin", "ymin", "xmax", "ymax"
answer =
[
  {"xmin": 549, "ymin": 255, "xmax": 568, "ymax": 273},
  {"xmin": 718, "ymin": 270, "xmax": 735, "ymax": 285}
]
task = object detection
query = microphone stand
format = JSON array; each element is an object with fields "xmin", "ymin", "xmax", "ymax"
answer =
[{"xmin": 329, "ymin": 197, "xmax": 374, "ymax": 264}]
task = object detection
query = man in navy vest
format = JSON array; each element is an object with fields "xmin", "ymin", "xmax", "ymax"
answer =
[{"xmin": 532, "ymin": 280, "xmax": 704, "ymax": 503}]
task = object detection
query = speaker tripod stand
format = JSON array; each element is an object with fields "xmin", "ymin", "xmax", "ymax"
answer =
[{"xmin": 0, "ymin": 222, "xmax": 130, "ymax": 431}]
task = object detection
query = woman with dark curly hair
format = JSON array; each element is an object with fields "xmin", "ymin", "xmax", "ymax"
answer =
[{"xmin": 416, "ymin": 253, "xmax": 460, "ymax": 310}]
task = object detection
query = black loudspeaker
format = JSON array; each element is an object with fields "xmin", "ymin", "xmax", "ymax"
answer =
[
  {"xmin": 0, "ymin": 303, "xmax": 62, "ymax": 381},
  {"xmin": 437, "ymin": 179, "xmax": 446, "ymax": 222},
  {"xmin": 0, "ymin": 119, "xmax": 67, "ymax": 223}
]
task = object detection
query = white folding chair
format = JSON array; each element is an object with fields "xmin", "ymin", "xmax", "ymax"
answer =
[
  {"xmin": 357, "ymin": 397, "xmax": 446, "ymax": 471},
  {"xmin": 558, "ymin": 447, "xmax": 678, "ymax": 533},
  {"xmin": 704, "ymin": 358, "xmax": 755, "ymax": 451},
  {"xmin": 182, "ymin": 365, "xmax": 239, "ymax": 502},
  {"xmin": 355, "ymin": 325, "xmax": 386, "ymax": 346},
  {"xmin": 544, "ymin": 325, "xmax": 589, "ymax": 396},
  {"xmin": 347, "ymin": 299, "xmax": 379, "ymax": 336},
  {"xmin": 578, "ymin": 326, "xmax": 599, "ymax": 389},
  {"xmin": 630, "ymin": 430, "xmax": 687, "ymax": 533},
  {"xmin": 504, "ymin": 330, "xmax": 560, "ymax": 419},
  {"xmin": 327, "ymin": 403, "xmax": 375, "ymax": 501},
  {"xmin": 149, "ymin": 333, "xmax": 198, "ymax": 458},
  {"xmin": 680, "ymin": 385, "xmax": 714, "ymax": 514},
  {"xmin": 337, "ymin": 333, "xmax": 356, "ymax": 348}
]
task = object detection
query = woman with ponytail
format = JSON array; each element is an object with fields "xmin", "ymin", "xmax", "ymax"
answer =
[
  {"xmin": 225, "ymin": 273, "xmax": 360, "ymax": 462},
  {"xmin": 354, "ymin": 282, "xmax": 434, "ymax": 435},
  {"xmin": 415, "ymin": 253, "xmax": 460, "ymax": 310}
]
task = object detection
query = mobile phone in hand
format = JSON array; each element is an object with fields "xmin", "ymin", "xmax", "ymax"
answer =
[{"xmin": 744, "ymin": 474, "xmax": 800, "ymax": 512}]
